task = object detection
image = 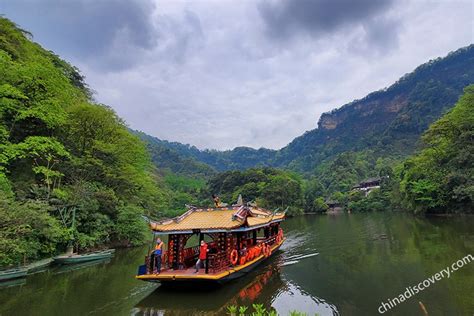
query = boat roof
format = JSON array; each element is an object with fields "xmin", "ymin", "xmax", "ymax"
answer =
[{"xmin": 149, "ymin": 206, "xmax": 285, "ymax": 234}]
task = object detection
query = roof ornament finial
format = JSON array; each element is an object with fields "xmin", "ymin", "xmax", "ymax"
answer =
[
  {"xmin": 234, "ymin": 194, "xmax": 243, "ymax": 206},
  {"xmin": 212, "ymin": 194, "xmax": 222, "ymax": 208}
]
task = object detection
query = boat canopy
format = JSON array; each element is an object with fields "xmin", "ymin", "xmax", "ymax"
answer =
[{"xmin": 149, "ymin": 206, "xmax": 285, "ymax": 234}]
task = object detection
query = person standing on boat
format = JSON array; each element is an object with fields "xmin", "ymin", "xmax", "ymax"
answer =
[
  {"xmin": 195, "ymin": 240, "xmax": 209, "ymax": 273},
  {"xmin": 212, "ymin": 194, "xmax": 221, "ymax": 207},
  {"xmin": 152, "ymin": 238, "xmax": 163, "ymax": 274}
]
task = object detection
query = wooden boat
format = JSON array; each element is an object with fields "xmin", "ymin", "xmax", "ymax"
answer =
[
  {"xmin": 136, "ymin": 204, "xmax": 286, "ymax": 285},
  {"xmin": 0, "ymin": 258, "xmax": 53, "ymax": 282},
  {"xmin": 53, "ymin": 249, "xmax": 115, "ymax": 265},
  {"xmin": 0, "ymin": 267, "xmax": 27, "ymax": 282},
  {"xmin": 25, "ymin": 258, "xmax": 54, "ymax": 274}
]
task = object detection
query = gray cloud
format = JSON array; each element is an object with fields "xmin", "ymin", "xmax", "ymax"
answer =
[
  {"xmin": 1, "ymin": 0, "xmax": 473, "ymax": 150},
  {"xmin": 154, "ymin": 9, "xmax": 204, "ymax": 64},
  {"xmin": 258, "ymin": 0, "xmax": 397, "ymax": 48},
  {"xmin": 0, "ymin": 0, "xmax": 157, "ymax": 71}
]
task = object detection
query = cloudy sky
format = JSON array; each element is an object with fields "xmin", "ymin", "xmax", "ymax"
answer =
[{"xmin": 1, "ymin": 0, "xmax": 473, "ymax": 150}]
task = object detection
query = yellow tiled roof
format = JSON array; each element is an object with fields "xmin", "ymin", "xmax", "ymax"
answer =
[
  {"xmin": 150, "ymin": 207, "xmax": 285, "ymax": 232},
  {"xmin": 150, "ymin": 209, "xmax": 241, "ymax": 232},
  {"xmin": 249, "ymin": 208, "xmax": 271, "ymax": 217},
  {"xmin": 247, "ymin": 213, "xmax": 285, "ymax": 227}
]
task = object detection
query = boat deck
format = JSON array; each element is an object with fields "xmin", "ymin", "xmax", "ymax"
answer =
[
  {"xmin": 137, "ymin": 239, "xmax": 284, "ymax": 282},
  {"xmin": 153, "ymin": 267, "xmax": 221, "ymax": 277}
]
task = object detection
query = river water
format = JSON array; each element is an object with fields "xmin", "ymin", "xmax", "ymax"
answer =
[{"xmin": 0, "ymin": 213, "xmax": 473, "ymax": 316}]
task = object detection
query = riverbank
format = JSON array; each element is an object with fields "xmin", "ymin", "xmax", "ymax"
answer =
[{"xmin": 1, "ymin": 213, "xmax": 472, "ymax": 315}]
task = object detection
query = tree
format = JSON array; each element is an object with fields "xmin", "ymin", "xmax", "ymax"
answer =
[
  {"xmin": 312, "ymin": 197, "xmax": 329, "ymax": 213},
  {"xmin": 13, "ymin": 136, "xmax": 70, "ymax": 198},
  {"xmin": 400, "ymin": 85, "xmax": 474, "ymax": 214}
]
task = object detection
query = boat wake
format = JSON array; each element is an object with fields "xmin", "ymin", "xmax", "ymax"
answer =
[{"xmin": 281, "ymin": 252, "xmax": 319, "ymax": 266}]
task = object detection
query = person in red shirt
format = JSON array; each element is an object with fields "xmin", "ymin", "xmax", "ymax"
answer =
[{"xmin": 195, "ymin": 240, "xmax": 209, "ymax": 273}]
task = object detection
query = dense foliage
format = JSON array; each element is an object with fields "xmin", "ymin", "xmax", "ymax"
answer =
[
  {"xmin": 207, "ymin": 168, "xmax": 304, "ymax": 216},
  {"xmin": 137, "ymin": 132, "xmax": 276, "ymax": 172},
  {"xmin": 136, "ymin": 131, "xmax": 216, "ymax": 178},
  {"xmin": 0, "ymin": 18, "xmax": 168, "ymax": 266},
  {"xmin": 398, "ymin": 85, "xmax": 474, "ymax": 214}
]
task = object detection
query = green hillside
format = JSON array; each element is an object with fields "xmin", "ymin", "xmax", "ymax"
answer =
[
  {"xmin": 148, "ymin": 45, "xmax": 474, "ymax": 178},
  {"xmin": 135, "ymin": 131, "xmax": 216, "ymax": 178},
  {"xmin": 137, "ymin": 133, "xmax": 276, "ymax": 172},
  {"xmin": 399, "ymin": 85, "xmax": 474, "ymax": 214},
  {"xmin": 278, "ymin": 45, "xmax": 474, "ymax": 172},
  {"xmin": 0, "ymin": 18, "xmax": 169, "ymax": 265}
]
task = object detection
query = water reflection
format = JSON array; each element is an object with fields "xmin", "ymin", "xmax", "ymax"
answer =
[
  {"xmin": 0, "ymin": 213, "xmax": 473, "ymax": 316},
  {"xmin": 0, "ymin": 278, "xmax": 26, "ymax": 290},
  {"xmin": 53, "ymin": 258, "xmax": 111, "ymax": 274},
  {"xmin": 133, "ymin": 264, "xmax": 284, "ymax": 315},
  {"xmin": 133, "ymin": 256, "xmax": 338, "ymax": 316},
  {"xmin": 272, "ymin": 281, "xmax": 338, "ymax": 316}
]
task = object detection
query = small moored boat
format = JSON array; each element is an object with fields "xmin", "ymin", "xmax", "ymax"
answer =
[
  {"xmin": 1, "ymin": 258, "xmax": 54, "ymax": 282},
  {"xmin": 0, "ymin": 267, "xmax": 28, "ymax": 282},
  {"xmin": 136, "ymin": 204, "xmax": 286, "ymax": 285},
  {"xmin": 25, "ymin": 258, "xmax": 54, "ymax": 274},
  {"xmin": 53, "ymin": 249, "xmax": 115, "ymax": 265}
]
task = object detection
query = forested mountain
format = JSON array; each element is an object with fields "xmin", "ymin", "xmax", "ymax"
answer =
[
  {"xmin": 136, "ymin": 131, "xmax": 216, "ymax": 178},
  {"xmin": 398, "ymin": 85, "xmax": 474, "ymax": 214},
  {"xmin": 0, "ymin": 18, "xmax": 169, "ymax": 265},
  {"xmin": 277, "ymin": 45, "xmax": 474, "ymax": 172},
  {"xmin": 137, "ymin": 132, "xmax": 276, "ymax": 172},
  {"xmin": 146, "ymin": 45, "xmax": 474, "ymax": 175}
]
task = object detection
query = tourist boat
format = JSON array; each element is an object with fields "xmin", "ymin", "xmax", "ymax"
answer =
[
  {"xmin": 53, "ymin": 249, "xmax": 115, "ymax": 265},
  {"xmin": 136, "ymin": 204, "xmax": 286, "ymax": 284},
  {"xmin": 0, "ymin": 258, "xmax": 54, "ymax": 281}
]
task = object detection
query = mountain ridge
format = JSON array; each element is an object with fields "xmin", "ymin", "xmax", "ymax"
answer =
[{"xmin": 139, "ymin": 44, "xmax": 474, "ymax": 174}]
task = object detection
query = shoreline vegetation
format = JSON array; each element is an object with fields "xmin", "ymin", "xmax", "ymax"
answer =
[
  {"xmin": 227, "ymin": 304, "xmax": 313, "ymax": 316},
  {"xmin": 1, "ymin": 16, "xmax": 472, "ymax": 268},
  {"xmin": 0, "ymin": 17, "xmax": 165, "ymax": 267}
]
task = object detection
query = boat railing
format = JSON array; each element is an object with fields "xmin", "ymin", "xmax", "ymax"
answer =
[
  {"xmin": 255, "ymin": 236, "xmax": 276, "ymax": 247},
  {"xmin": 182, "ymin": 245, "xmax": 199, "ymax": 267},
  {"xmin": 207, "ymin": 252, "xmax": 229, "ymax": 273},
  {"xmin": 144, "ymin": 235, "xmax": 280, "ymax": 274},
  {"xmin": 150, "ymin": 245, "xmax": 200, "ymax": 271},
  {"xmin": 267, "ymin": 235, "xmax": 276, "ymax": 245}
]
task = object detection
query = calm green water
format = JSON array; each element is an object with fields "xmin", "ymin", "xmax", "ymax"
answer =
[{"xmin": 1, "ymin": 213, "xmax": 473, "ymax": 316}]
